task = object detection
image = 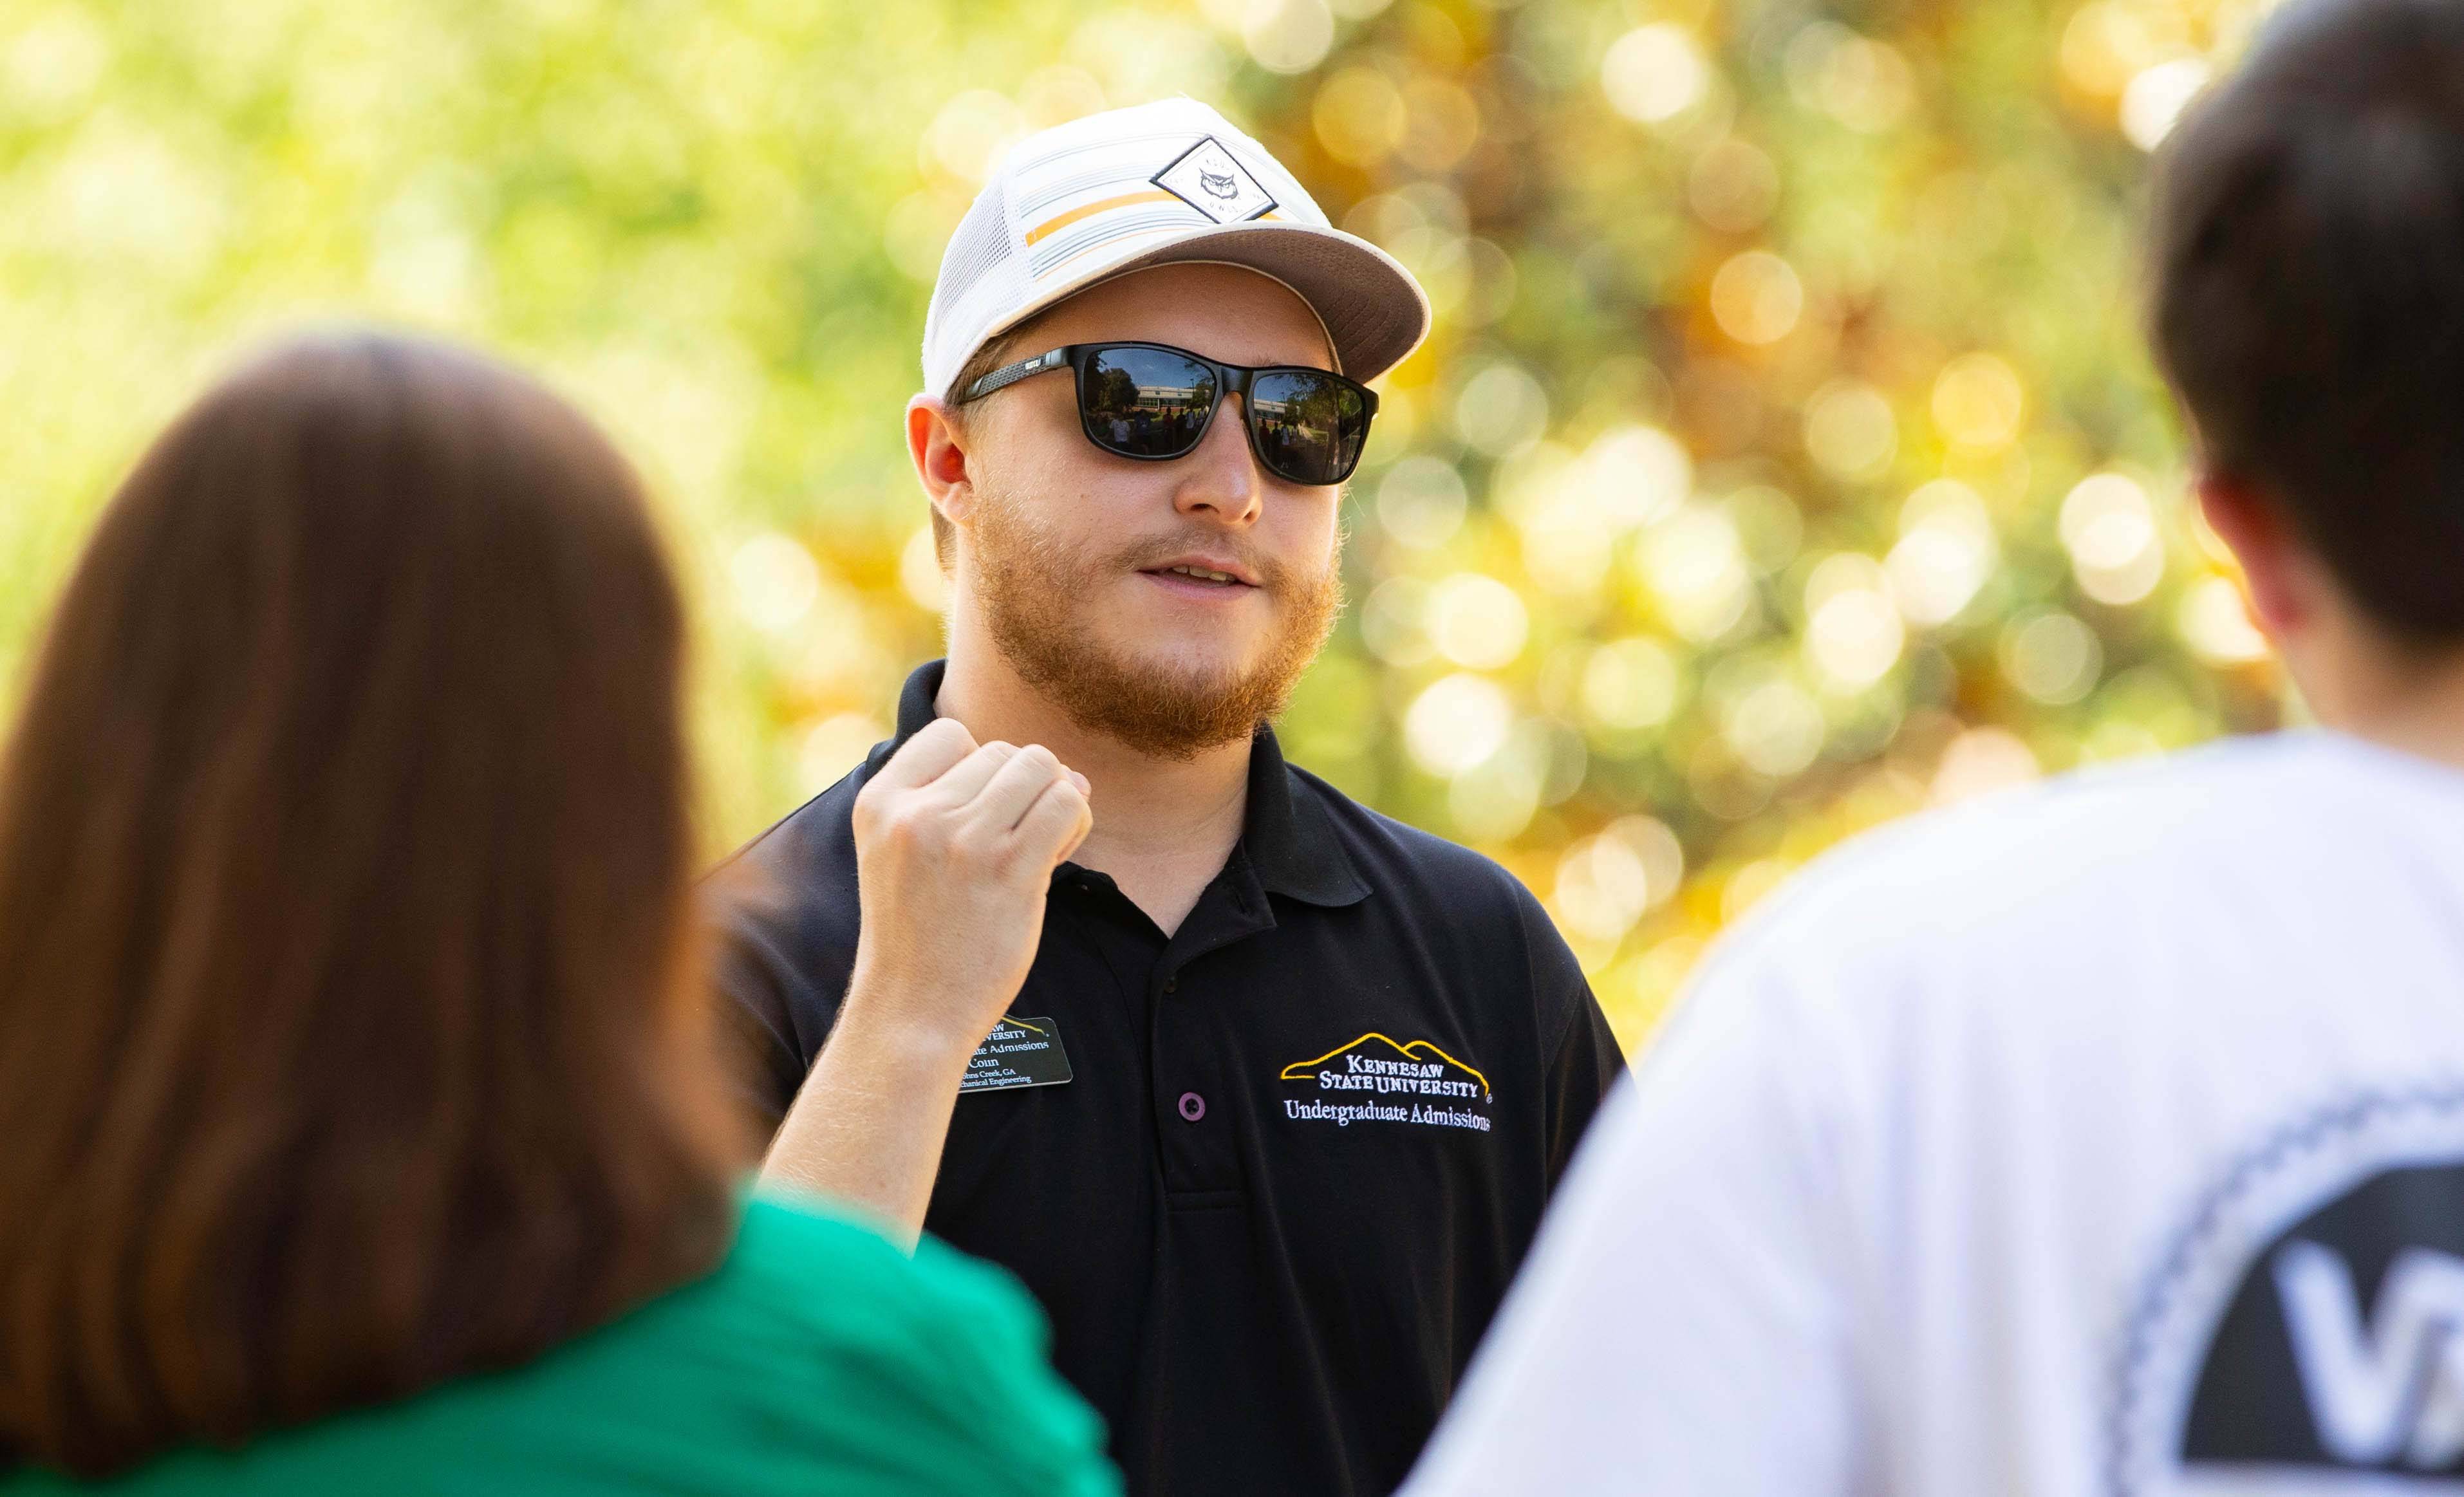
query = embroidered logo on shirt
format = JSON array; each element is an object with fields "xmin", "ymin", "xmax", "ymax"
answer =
[
  {"xmin": 2111, "ymin": 1087, "xmax": 2464, "ymax": 1494},
  {"xmin": 1277, "ymin": 1033, "xmax": 1493, "ymax": 1133}
]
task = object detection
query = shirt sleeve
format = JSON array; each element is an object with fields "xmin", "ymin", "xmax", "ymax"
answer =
[
  {"xmin": 1515, "ymin": 882, "xmax": 1629, "ymax": 1185},
  {"xmin": 1402, "ymin": 943, "xmax": 1869, "ymax": 1497},
  {"xmin": 708, "ymin": 907, "xmax": 810, "ymax": 1138}
]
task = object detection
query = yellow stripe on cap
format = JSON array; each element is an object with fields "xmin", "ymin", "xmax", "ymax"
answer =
[{"xmin": 1024, "ymin": 189, "xmax": 1181, "ymax": 247}]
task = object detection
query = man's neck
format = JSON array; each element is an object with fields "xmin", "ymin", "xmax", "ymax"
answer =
[
  {"xmin": 935, "ymin": 645, "xmax": 1252, "ymax": 937},
  {"xmin": 2331, "ymin": 657, "xmax": 2464, "ymax": 779}
]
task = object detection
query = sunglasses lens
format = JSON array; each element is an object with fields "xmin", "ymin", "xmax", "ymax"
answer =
[
  {"xmin": 1082, "ymin": 348, "xmax": 1218, "ymax": 458},
  {"xmin": 1249, "ymin": 371, "xmax": 1372, "ymax": 485}
]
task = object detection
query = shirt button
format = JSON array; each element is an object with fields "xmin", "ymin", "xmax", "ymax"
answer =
[
  {"xmin": 1177, "ymin": 1091, "xmax": 1206, "ymax": 1122},
  {"xmin": 1162, "ymin": 978, "xmax": 1178, "ymax": 994}
]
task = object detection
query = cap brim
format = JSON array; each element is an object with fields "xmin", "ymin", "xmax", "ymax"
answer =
[{"xmin": 987, "ymin": 221, "xmax": 1433, "ymax": 385}]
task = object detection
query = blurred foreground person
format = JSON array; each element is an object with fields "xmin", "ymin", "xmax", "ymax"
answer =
[
  {"xmin": 716, "ymin": 98, "xmax": 1623, "ymax": 1497},
  {"xmin": 0, "ymin": 335, "xmax": 1115, "ymax": 1496},
  {"xmin": 1405, "ymin": 2, "xmax": 2464, "ymax": 1494}
]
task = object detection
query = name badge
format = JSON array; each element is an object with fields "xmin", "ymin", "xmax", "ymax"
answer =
[{"xmin": 958, "ymin": 1016, "xmax": 1073, "ymax": 1094}]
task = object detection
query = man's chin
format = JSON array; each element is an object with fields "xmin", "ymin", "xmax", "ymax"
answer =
[
  {"xmin": 1000, "ymin": 631, "xmax": 1295, "ymax": 761},
  {"xmin": 1095, "ymin": 635, "xmax": 1266, "ymax": 694}
]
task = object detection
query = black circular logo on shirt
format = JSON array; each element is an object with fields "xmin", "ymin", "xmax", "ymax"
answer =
[{"xmin": 2113, "ymin": 1087, "xmax": 2464, "ymax": 1495}]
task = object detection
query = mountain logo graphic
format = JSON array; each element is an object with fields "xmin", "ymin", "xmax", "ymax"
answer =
[{"xmin": 1280, "ymin": 1033, "xmax": 1491, "ymax": 1101}]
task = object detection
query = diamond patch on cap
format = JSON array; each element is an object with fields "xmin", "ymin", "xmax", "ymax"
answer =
[{"xmin": 1151, "ymin": 138, "xmax": 1276, "ymax": 226}]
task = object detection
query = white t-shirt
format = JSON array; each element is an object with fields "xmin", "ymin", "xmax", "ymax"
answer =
[{"xmin": 1405, "ymin": 731, "xmax": 2464, "ymax": 1497}]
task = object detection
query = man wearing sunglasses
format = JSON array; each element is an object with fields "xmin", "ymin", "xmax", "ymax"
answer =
[{"xmin": 714, "ymin": 98, "xmax": 1624, "ymax": 1497}]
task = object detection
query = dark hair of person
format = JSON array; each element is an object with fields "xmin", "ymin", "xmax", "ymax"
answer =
[
  {"xmin": 0, "ymin": 335, "xmax": 745, "ymax": 1478},
  {"xmin": 2149, "ymin": 0, "xmax": 2464, "ymax": 642}
]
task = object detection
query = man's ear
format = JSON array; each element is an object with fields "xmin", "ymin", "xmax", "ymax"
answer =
[
  {"xmin": 2198, "ymin": 474, "xmax": 2308, "ymax": 639},
  {"xmin": 906, "ymin": 395, "xmax": 976, "ymax": 532}
]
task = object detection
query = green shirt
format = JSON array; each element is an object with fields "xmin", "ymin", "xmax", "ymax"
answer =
[{"xmin": 8, "ymin": 1193, "xmax": 1120, "ymax": 1497}]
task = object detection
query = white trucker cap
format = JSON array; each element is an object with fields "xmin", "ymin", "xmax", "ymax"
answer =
[{"xmin": 920, "ymin": 97, "xmax": 1432, "ymax": 398}]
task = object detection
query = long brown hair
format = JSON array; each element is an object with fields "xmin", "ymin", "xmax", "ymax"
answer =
[{"xmin": 0, "ymin": 335, "xmax": 744, "ymax": 1476}]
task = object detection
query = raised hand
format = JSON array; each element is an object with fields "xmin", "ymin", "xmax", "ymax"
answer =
[
  {"xmin": 762, "ymin": 716, "xmax": 1093, "ymax": 1245},
  {"xmin": 845, "ymin": 717, "xmax": 1094, "ymax": 1054}
]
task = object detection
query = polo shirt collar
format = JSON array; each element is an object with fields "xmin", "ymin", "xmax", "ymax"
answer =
[{"xmin": 882, "ymin": 658, "xmax": 1369, "ymax": 910}]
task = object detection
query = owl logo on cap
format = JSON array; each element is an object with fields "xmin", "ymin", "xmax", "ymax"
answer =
[{"xmin": 1153, "ymin": 138, "xmax": 1276, "ymax": 225}]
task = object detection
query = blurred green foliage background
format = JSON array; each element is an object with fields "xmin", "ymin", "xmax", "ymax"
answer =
[{"xmin": 0, "ymin": 0, "xmax": 2282, "ymax": 1050}]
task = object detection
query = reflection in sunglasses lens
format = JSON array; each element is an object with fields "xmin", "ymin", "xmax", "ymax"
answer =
[
  {"xmin": 1083, "ymin": 348, "xmax": 1217, "ymax": 459},
  {"xmin": 1075, "ymin": 347, "xmax": 1372, "ymax": 483},
  {"xmin": 1251, "ymin": 371, "xmax": 1368, "ymax": 486}
]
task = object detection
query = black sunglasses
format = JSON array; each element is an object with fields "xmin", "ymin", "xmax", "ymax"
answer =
[{"xmin": 957, "ymin": 340, "xmax": 1379, "ymax": 487}]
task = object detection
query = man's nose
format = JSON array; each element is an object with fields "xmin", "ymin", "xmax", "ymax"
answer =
[{"xmin": 1172, "ymin": 393, "xmax": 1264, "ymax": 526}]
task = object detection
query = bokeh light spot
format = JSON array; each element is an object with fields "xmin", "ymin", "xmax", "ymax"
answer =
[
  {"xmin": 2001, "ymin": 609, "xmax": 2103, "ymax": 704},
  {"xmin": 1406, "ymin": 672, "xmax": 1513, "ymax": 776},
  {"xmin": 1931, "ymin": 727, "xmax": 2040, "ymax": 804},
  {"xmin": 1376, "ymin": 456, "xmax": 1469, "ymax": 550},
  {"xmin": 731, "ymin": 532, "xmax": 821, "ymax": 633},
  {"xmin": 1805, "ymin": 554, "xmax": 1905, "ymax": 689},
  {"xmin": 2062, "ymin": 472, "xmax": 2165, "ymax": 604},
  {"xmin": 1603, "ymin": 24, "xmax": 1710, "ymax": 126},
  {"xmin": 2179, "ymin": 575, "xmax": 2272, "ymax": 664},
  {"xmin": 1361, "ymin": 577, "xmax": 1435, "ymax": 666},
  {"xmin": 2122, "ymin": 57, "xmax": 2209, "ymax": 151},
  {"xmin": 1553, "ymin": 815, "xmax": 1685, "ymax": 940},
  {"xmin": 1454, "ymin": 362, "xmax": 1550, "ymax": 456},
  {"xmin": 1724, "ymin": 678, "xmax": 1827, "ymax": 777},
  {"xmin": 1244, "ymin": 0, "xmax": 1336, "ymax": 73},
  {"xmin": 1804, "ymin": 380, "xmax": 1898, "ymax": 481},
  {"xmin": 1399, "ymin": 77, "xmax": 1482, "ymax": 172},
  {"xmin": 1576, "ymin": 423, "xmax": 1692, "ymax": 532},
  {"xmin": 1887, "ymin": 479, "xmax": 1997, "ymax": 625},
  {"xmin": 1429, "ymin": 572, "xmax": 1529, "ymax": 670},
  {"xmin": 1931, "ymin": 353, "xmax": 2026, "ymax": 450},
  {"xmin": 1581, "ymin": 637, "xmax": 1683, "ymax": 732},
  {"xmin": 1786, "ymin": 23, "xmax": 1916, "ymax": 132},
  {"xmin": 1448, "ymin": 725, "xmax": 1546, "ymax": 842},
  {"xmin": 1638, "ymin": 504, "xmax": 1753, "ymax": 642},
  {"xmin": 1313, "ymin": 67, "xmax": 1407, "ymax": 166},
  {"xmin": 2060, "ymin": 1, "xmax": 2189, "ymax": 98},
  {"xmin": 1689, "ymin": 136, "xmax": 1779, "ymax": 232},
  {"xmin": 1710, "ymin": 249, "xmax": 1804, "ymax": 346}
]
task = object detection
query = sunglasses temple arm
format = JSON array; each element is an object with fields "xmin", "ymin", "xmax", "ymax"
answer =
[{"xmin": 962, "ymin": 349, "xmax": 1070, "ymax": 404}]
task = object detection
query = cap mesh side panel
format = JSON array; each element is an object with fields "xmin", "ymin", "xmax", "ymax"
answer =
[{"xmin": 925, "ymin": 191, "xmax": 1016, "ymax": 384}]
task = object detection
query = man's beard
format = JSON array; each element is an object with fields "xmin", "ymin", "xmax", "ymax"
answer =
[{"xmin": 971, "ymin": 485, "xmax": 1343, "ymax": 761}]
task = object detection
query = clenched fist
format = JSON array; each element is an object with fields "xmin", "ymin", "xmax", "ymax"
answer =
[{"xmin": 843, "ymin": 717, "xmax": 1094, "ymax": 1058}]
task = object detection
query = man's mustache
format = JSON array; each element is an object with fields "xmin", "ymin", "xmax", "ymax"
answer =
[{"xmin": 1110, "ymin": 538, "xmax": 1286, "ymax": 589}]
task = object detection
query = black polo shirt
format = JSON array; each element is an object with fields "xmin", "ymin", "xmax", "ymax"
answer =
[{"xmin": 714, "ymin": 659, "xmax": 1624, "ymax": 1497}]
